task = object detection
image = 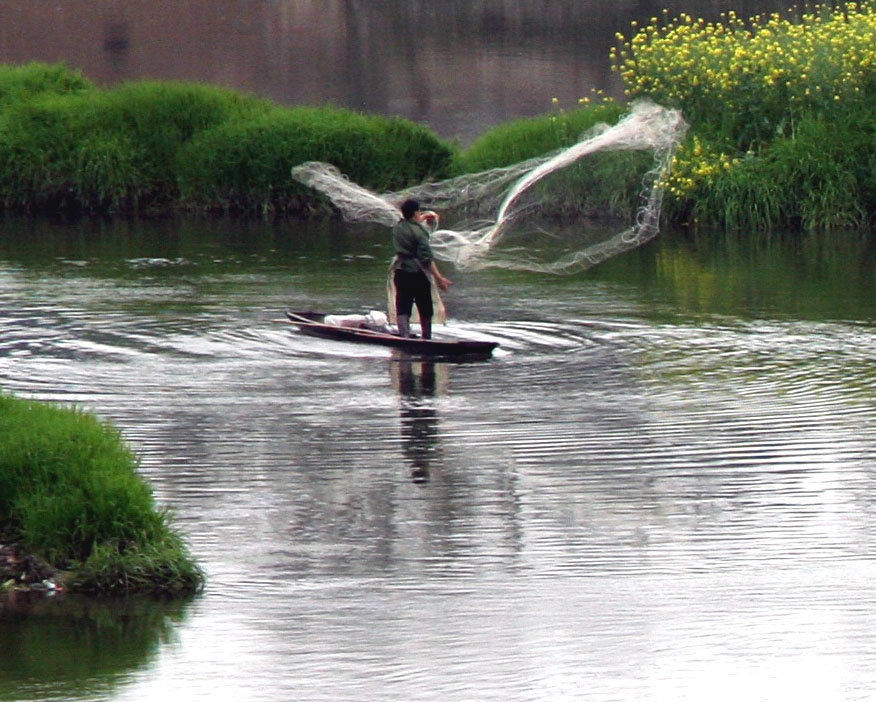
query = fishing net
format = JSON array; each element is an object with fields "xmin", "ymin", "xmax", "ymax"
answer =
[{"xmin": 291, "ymin": 100, "xmax": 688, "ymax": 274}]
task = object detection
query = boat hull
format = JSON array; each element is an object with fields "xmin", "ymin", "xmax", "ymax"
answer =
[{"xmin": 285, "ymin": 311, "xmax": 498, "ymax": 358}]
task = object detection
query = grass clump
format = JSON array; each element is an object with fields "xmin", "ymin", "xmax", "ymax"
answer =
[
  {"xmin": 0, "ymin": 62, "xmax": 454, "ymax": 217},
  {"xmin": 458, "ymin": 99, "xmax": 625, "ymax": 171},
  {"xmin": 0, "ymin": 76, "xmax": 269, "ymax": 213},
  {"xmin": 177, "ymin": 106, "xmax": 454, "ymax": 215},
  {"xmin": 0, "ymin": 393, "xmax": 203, "ymax": 596},
  {"xmin": 667, "ymin": 115, "xmax": 875, "ymax": 230},
  {"xmin": 0, "ymin": 61, "xmax": 93, "ymax": 109},
  {"xmin": 454, "ymin": 99, "xmax": 651, "ymax": 220}
]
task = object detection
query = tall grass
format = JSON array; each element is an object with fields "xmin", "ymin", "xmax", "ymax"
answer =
[
  {"xmin": 0, "ymin": 393, "xmax": 203, "ymax": 595},
  {"xmin": 0, "ymin": 74, "xmax": 270, "ymax": 213},
  {"xmin": 681, "ymin": 114, "xmax": 872, "ymax": 231},
  {"xmin": 0, "ymin": 82, "xmax": 248, "ymax": 212},
  {"xmin": 0, "ymin": 62, "xmax": 455, "ymax": 217},
  {"xmin": 0, "ymin": 61, "xmax": 93, "ymax": 108},
  {"xmin": 457, "ymin": 100, "xmax": 625, "ymax": 171},
  {"xmin": 177, "ymin": 107, "xmax": 454, "ymax": 215}
]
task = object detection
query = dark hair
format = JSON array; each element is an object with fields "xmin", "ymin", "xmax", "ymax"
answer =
[{"xmin": 400, "ymin": 199, "xmax": 420, "ymax": 220}]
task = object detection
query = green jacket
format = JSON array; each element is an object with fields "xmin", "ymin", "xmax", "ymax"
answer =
[{"xmin": 391, "ymin": 218, "xmax": 433, "ymax": 273}]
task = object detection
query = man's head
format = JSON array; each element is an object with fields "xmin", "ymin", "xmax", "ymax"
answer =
[{"xmin": 400, "ymin": 199, "xmax": 421, "ymax": 220}]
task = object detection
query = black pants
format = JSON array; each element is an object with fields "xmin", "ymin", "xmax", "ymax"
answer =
[{"xmin": 394, "ymin": 270, "xmax": 433, "ymax": 318}]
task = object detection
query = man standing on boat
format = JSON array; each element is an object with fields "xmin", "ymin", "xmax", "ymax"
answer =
[{"xmin": 389, "ymin": 199, "xmax": 452, "ymax": 340}]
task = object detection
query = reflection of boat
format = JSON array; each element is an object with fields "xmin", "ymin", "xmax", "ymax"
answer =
[{"xmin": 284, "ymin": 311, "xmax": 498, "ymax": 359}]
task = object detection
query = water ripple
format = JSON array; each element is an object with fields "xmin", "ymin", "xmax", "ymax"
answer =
[{"xmin": 5, "ymin": 279, "xmax": 876, "ymax": 701}]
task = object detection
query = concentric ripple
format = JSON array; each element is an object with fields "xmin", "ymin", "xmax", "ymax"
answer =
[{"xmin": 4, "ymin": 250, "xmax": 876, "ymax": 702}]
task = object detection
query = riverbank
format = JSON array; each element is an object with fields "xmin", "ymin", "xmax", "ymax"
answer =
[
  {"xmin": 1, "ymin": 542, "xmax": 65, "ymax": 594},
  {"xmin": 0, "ymin": 62, "xmax": 456, "ymax": 218},
  {"xmin": 1, "ymin": 1, "xmax": 874, "ymax": 231},
  {"xmin": 0, "ymin": 394, "xmax": 203, "ymax": 597},
  {"xmin": 614, "ymin": 1, "xmax": 876, "ymax": 231}
]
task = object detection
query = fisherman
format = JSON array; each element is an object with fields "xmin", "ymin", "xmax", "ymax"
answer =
[{"xmin": 389, "ymin": 199, "xmax": 451, "ymax": 339}]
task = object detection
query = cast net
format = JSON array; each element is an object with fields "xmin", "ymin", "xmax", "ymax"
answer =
[{"xmin": 291, "ymin": 101, "xmax": 688, "ymax": 274}]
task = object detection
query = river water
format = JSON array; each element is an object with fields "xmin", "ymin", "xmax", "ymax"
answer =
[
  {"xmin": 2, "ymin": 215, "xmax": 876, "ymax": 701},
  {"xmin": 3, "ymin": 2, "xmax": 875, "ymax": 699}
]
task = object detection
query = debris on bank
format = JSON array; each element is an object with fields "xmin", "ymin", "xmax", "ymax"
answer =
[{"xmin": 1, "ymin": 543, "xmax": 66, "ymax": 595}]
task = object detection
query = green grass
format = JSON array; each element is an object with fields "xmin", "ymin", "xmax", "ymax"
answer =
[
  {"xmin": 1, "ymin": 52, "xmax": 874, "ymax": 232},
  {"xmin": 0, "ymin": 61, "xmax": 93, "ymax": 108},
  {"xmin": 452, "ymin": 101, "xmax": 653, "ymax": 221},
  {"xmin": 664, "ymin": 102, "xmax": 876, "ymax": 231},
  {"xmin": 0, "ymin": 73, "xmax": 271, "ymax": 213},
  {"xmin": 456, "ymin": 101, "xmax": 625, "ymax": 172},
  {"xmin": 0, "ymin": 393, "xmax": 203, "ymax": 596},
  {"xmin": 177, "ymin": 106, "xmax": 454, "ymax": 215},
  {"xmin": 0, "ymin": 62, "xmax": 455, "ymax": 217}
]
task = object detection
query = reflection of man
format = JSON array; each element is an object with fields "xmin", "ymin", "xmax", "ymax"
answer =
[
  {"xmin": 394, "ymin": 360, "xmax": 442, "ymax": 483},
  {"xmin": 389, "ymin": 199, "xmax": 451, "ymax": 340}
]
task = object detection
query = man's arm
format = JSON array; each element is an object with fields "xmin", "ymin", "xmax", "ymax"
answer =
[{"xmin": 429, "ymin": 261, "xmax": 452, "ymax": 291}]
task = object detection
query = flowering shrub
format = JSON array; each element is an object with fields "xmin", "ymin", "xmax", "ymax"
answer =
[
  {"xmin": 613, "ymin": 2, "xmax": 876, "ymax": 230},
  {"xmin": 659, "ymin": 136, "xmax": 740, "ymax": 199},
  {"xmin": 613, "ymin": 3, "xmax": 876, "ymax": 150}
]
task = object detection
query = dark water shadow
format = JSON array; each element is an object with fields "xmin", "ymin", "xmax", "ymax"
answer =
[
  {"xmin": 391, "ymin": 360, "xmax": 445, "ymax": 484},
  {"xmin": 0, "ymin": 593, "xmax": 192, "ymax": 701}
]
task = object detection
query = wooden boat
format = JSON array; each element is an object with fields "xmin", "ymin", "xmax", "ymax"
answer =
[{"xmin": 284, "ymin": 310, "xmax": 499, "ymax": 358}]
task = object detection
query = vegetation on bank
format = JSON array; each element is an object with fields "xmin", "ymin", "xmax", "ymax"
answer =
[
  {"xmin": 0, "ymin": 62, "xmax": 454, "ymax": 216},
  {"xmin": 0, "ymin": 62, "xmax": 656, "ymax": 223},
  {"xmin": 1, "ymin": 0, "xmax": 875, "ymax": 231},
  {"xmin": 456, "ymin": 97, "xmax": 656, "ymax": 221},
  {"xmin": 0, "ymin": 393, "xmax": 203, "ymax": 596},
  {"xmin": 613, "ymin": 1, "xmax": 876, "ymax": 230}
]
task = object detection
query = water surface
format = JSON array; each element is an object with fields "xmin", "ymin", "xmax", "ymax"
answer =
[{"xmin": 2, "ymin": 217, "xmax": 876, "ymax": 701}]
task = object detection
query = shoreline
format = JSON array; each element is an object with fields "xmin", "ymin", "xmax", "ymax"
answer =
[{"xmin": 0, "ymin": 393, "xmax": 205, "ymax": 598}]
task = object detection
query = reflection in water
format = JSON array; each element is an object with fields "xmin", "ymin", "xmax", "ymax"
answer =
[
  {"xmin": 392, "ymin": 360, "xmax": 445, "ymax": 483},
  {"xmin": 4, "ymin": 220, "xmax": 876, "ymax": 700},
  {"xmin": 0, "ymin": 595, "xmax": 190, "ymax": 702}
]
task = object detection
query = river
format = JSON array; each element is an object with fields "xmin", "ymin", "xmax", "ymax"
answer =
[
  {"xmin": 2, "ymin": 215, "xmax": 876, "ymax": 701},
  {"xmin": 3, "ymin": 1, "xmax": 876, "ymax": 698}
]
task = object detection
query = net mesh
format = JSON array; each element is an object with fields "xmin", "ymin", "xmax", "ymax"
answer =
[{"xmin": 292, "ymin": 101, "xmax": 688, "ymax": 274}]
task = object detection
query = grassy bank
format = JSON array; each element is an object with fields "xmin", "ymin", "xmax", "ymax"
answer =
[
  {"xmin": 614, "ymin": 1, "xmax": 876, "ymax": 231},
  {"xmin": 2, "ymin": 4, "xmax": 876, "ymax": 235},
  {"xmin": 0, "ymin": 62, "xmax": 454, "ymax": 216},
  {"xmin": 0, "ymin": 393, "xmax": 203, "ymax": 596},
  {"xmin": 455, "ymin": 98, "xmax": 655, "ymax": 221},
  {"xmin": 0, "ymin": 61, "xmax": 636, "ymax": 220}
]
